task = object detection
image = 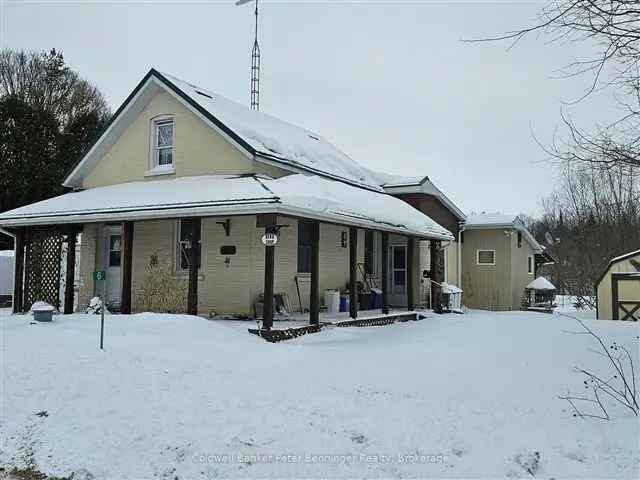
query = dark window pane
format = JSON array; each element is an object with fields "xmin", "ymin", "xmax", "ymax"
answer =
[
  {"xmin": 109, "ymin": 235, "xmax": 121, "ymax": 267},
  {"xmin": 158, "ymin": 148, "xmax": 172, "ymax": 166},
  {"xmin": 478, "ymin": 250, "xmax": 495, "ymax": 264},
  {"xmin": 109, "ymin": 251, "xmax": 121, "ymax": 267},
  {"xmin": 179, "ymin": 220, "xmax": 201, "ymax": 270},
  {"xmin": 394, "ymin": 270, "xmax": 406, "ymax": 286},
  {"xmin": 364, "ymin": 231, "xmax": 374, "ymax": 274},
  {"xmin": 393, "ymin": 246, "xmax": 406, "ymax": 268},
  {"xmin": 297, "ymin": 222, "xmax": 314, "ymax": 273}
]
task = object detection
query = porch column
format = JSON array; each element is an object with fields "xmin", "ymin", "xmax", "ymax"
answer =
[
  {"xmin": 120, "ymin": 221, "xmax": 134, "ymax": 314},
  {"xmin": 430, "ymin": 239, "xmax": 443, "ymax": 314},
  {"xmin": 407, "ymin": 236, "xmax": 415, "ymax": 311},
  {"xmin": 349, "ymin": 227, "xmax": 358, "ymax": 319},
  {"xmin": 12, "ymin": 229, "xmax": 24, "ymax": 314},
  {"xmin": 309, "ymin": 222, "xmax": 320, "ymax": 325},
  {"xmin": 263, "ymin": 225, "xmax": 276, "ymax": 329},
  {"xmin": 187, "ymin": 218, "xmax": 201, "ymax": 316},
  {"xmin": 381, "ymin": 231, "xmax": 389, "ymax": 314},
  {"xmin": 63, "ymin": 227, "xmax": 78, "ymax": 314}
]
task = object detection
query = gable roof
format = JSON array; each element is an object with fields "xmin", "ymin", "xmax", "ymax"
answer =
[
  {"xmin": 64, "ymin": 69, "xmax": 382, "ymax": 192},
  {"xmin": 464, "ymin": 212, "xmax": 543, "ymax": 253},
  {"xmin": 364, "ymin": 169, "xmax": 467, "ymax": 221},
  {"xmin": 595, "ymin": 248, "xmax": 640, "ymax": 288}
]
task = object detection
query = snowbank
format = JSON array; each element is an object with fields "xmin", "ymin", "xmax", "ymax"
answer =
[{"xmin": 1, "ymin": 310, "xmax": 637, "ymax": 478}]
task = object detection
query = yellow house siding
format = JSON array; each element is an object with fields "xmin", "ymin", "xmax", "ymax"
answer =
[
  {"xmin": 597, "ymin": 253, "xmax": 640, "ymax": 320},
  {"xmin": 78, "ymin": 224, "xmax": 98, "ymax": 309},
  {"xmin": 461, "ymin": 229, "xmax": 512, "ymax": 310},
  {"xmin": 510, "ymin": 234, "xmax": 536, "ymax": 309},
  {"xmin": 82, "ymin": 91, "xmax": 290, "ymax": 189}
]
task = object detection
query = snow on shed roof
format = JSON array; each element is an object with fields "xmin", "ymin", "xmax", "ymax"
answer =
[
  {"xmin": 526, "ymin": 277, "xmax": 556, "ymax": 291},
  {"xmin": 0, "ymin": 175, "xmax": 453, "ymax": 240},
  {"xmin": 160, "ymin": 72, "xmax": 383, "ymax": 191}
]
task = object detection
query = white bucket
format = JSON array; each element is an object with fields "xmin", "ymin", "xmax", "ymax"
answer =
[{"xmin": 324, "ymin": 289, "xmax": 340, "ymax": 313}]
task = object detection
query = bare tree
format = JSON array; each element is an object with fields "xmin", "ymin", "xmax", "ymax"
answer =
[
  {"xmin": 466, "ymin": 1, "xmax": 640, "ymax": 172},
  {"xmin": 559, "ymin": 314, "xmax": 638, "ymax": 420}
]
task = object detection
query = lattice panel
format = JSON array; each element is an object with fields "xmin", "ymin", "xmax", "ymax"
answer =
[{"xmin": 23, "ymin": 229, "xmax": 64, "ymax": 311}]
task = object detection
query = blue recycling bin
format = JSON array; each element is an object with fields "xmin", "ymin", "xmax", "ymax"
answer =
[{"xmin": 339, "ymin": 295, "xmax": 349, "ymax": 312}]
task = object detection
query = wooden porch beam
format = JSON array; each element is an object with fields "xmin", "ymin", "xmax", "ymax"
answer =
[
  {"xmin": 381, "ymin": 231, "xmax": 389, "ymax": 315},
  {"xmin": 63, "ymin": 227, "xmax": 78, "ymax": 314},
  {"xmin": 120, "ymin": 221, "xmax": 134, "ymax": 314},
  {"xmin": 349, "ymin": 227, "xmax": 358, "ymax": 319},
  {"xmin": 12, "ymin": 229, "xmax": 24, "ymax": 314},
  {"xmin": 309, "ymin": 222, "xmax": 320, "ymax": 325},
  {"xmin": 263, "ymin": 225, "xmax": 276, "ymax": 329},
  {"xmin": 187, "ymin": 218, "xmax": 201, "ymax": 316}
]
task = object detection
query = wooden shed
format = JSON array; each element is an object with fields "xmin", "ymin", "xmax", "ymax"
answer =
[{"xmin": 596, "ymin": 249, "xmax": 640, "ymax": 321}]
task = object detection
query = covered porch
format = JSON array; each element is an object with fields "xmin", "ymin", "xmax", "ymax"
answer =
[{"xmin": 0, "ymin": 174, "xmax": 453, "ymax": 327}]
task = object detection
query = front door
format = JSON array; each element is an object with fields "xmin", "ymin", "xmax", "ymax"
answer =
[
  {"xmin": 389, "ymin": 244, "xmax": 407, "ymax": 306},
  {"xmin": 102, "ymin": 226, "xmax": 122, "ymax": 309}
]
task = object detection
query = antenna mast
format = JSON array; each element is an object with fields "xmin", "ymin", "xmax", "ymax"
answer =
[{"xmin": 237, "ymin": 0, "xmax": 261, "ymax": 110}]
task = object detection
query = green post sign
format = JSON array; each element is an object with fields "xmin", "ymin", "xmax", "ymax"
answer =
[{"xmin": 93, "ymin": 271, "xmax": 106, "ymax": 281}]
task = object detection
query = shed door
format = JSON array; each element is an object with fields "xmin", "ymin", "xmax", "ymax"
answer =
[{"xmin": 613, "ymin": 274, "xmax": 640, "ymax": 321}]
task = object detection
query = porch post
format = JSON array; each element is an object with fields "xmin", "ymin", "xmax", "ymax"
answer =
[
  {"xmin": 407, "ymin": 236, "xmax": 415, "ymax": 311},
  {"xmin": 263, "ymin": 225, "xmax": 276, "ymax": 329},
  {"xmin": 381, "ymin": 231, "xmax": 389, "ymax": 314},
  {"xmin": 349, "ymin": 227, "xmax": 358, "ymax": 319},
  {"xmin": 187, "ymin": 218, "xmax": 201, "ymax": 316},
  {"xmin": 120, "ymin": 221, "xmax": 134, "ymax": 314},
  {"xmin": 12, "ymin": 229, "xmax": 24, "ymax": 314},
  {"xmin": 430, "ymin": 239, "xmax": 443, "ymax": 313},
  {"xmin": 309, "ymin": 221, "xmax": 320, "ymax": 325},
  {"xmin": 63, "ymin": 227, "xmax": 78, "ymax": 314}
]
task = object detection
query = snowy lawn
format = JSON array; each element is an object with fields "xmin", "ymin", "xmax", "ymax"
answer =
[{"xmin": 1, "ymin": 309, "xmax": 638, "ymax": 479}]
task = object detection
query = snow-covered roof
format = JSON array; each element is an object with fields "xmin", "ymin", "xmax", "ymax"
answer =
[
  {"xmin": 464, "ymin": 212, "xmax": 543, "ymax": 253},
  {"xmin": 0, "ymin": 175, "xmax": 453, "ymax": 240},
  {"xmin": 0, "ymin": 250, "xmax": 14, "ymax": 256},
  {"xmin": 364, "ymin": 168, "xmax": 466, "ymax": 220},
  {"xmin": 465, "ymin": 212, "xmax": 519, "ymax": 226},
  {"xmin": 526, "ymin": 277, "xmax": 556, "ymax": 291},
  {"xmin": 63, "ymin": 69, "xmax": 382, "ymax": 192}
]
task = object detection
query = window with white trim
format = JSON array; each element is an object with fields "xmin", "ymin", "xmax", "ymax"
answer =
[
  {"xmin": 153, "ymin": 118, "xmax": 174, "ymax": 167},
  {"xmin": 477, "ymin": 249, "xmax": 495, "ymax": 265},
  {"xmin": 527, "ymin": 255, "xmax": 534, "ymax": 274}
]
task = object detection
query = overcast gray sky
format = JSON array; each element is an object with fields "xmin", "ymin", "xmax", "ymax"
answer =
[{"xmin": 1, "ymin": 1, "xmax": 621, "ymax": 216}]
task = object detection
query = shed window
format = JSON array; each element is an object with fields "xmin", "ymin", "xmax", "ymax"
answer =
[
  {"xmin": 477, "ymin": 249, "xmax": 495, "ymax": 265},
  {"xmin": 297, "ymin": 221, "xmax": 314, "ymax": 273},
  {"xmin": 153, "ymin": 118, "xmax": 174, "ymax": 167},
  {"xmin": 177, "ymin": 219, "xmax": 201, "ymax": 271}
]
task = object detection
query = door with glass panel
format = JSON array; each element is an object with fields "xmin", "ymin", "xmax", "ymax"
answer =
[
  {"xmin": 389, "ymin": 244, "xmax": 407, "ymax": 306},
  {"xmin": 102, "ymin": 226, "xmax": 122, "ymax": 308}
]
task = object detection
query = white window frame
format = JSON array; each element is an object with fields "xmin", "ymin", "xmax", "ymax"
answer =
[
  {"xmin": 175, "ymin": 219, "xmax": 203, "ymax": 274},
  {"xmin": 476, "ymin": 249, "xmax": 496, "ymax": 266},
  {"xmin": 527, "ymin": 255, "xmax": 534, "ymax": 275},
  {"xmin": 149, "ymin": 115, "xmax": 175, "ymax": 171}
]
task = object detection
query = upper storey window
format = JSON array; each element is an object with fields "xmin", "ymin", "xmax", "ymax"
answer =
[{"xmin": 153, "ymin": 118, "xmax": 174, "ymax": 167}]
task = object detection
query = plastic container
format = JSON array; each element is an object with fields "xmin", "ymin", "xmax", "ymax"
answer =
[{"xmin": 324, "ymin": 289, "xmax": 340, "ymax": 313}]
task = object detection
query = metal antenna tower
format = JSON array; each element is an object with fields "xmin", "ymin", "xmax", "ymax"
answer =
[{"xmin": 236, "ymin": 0, "xmax": 261, "ymax": 110}]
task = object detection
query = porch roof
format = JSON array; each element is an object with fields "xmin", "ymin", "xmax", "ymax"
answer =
[{"xmin": 0, "ymin": 174, "xmax": 454, "ymax": 240}]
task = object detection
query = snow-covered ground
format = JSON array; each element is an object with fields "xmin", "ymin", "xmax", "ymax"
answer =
[{"xmin": 1, "ymin": 308, "xmax": 638, "ymax": 479}]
